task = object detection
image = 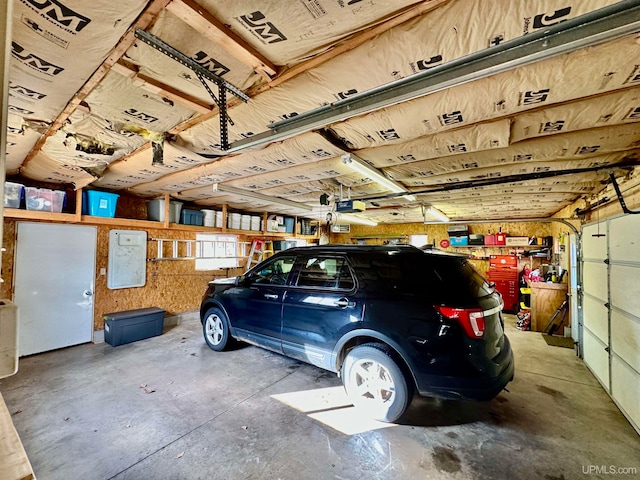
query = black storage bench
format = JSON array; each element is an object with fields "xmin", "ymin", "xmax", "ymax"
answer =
[{"xmin": 104, "ymin": 307, "xmax": 165, "ymax": 347}]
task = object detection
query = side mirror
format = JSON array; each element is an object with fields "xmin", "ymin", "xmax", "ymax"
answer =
[{"xmin": 235, "ymin": 274, "xmax": 246, "ymax": 286}]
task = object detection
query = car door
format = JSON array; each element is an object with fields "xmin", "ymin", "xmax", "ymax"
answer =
[
  {"xmin": 282, "ymin": 255, "xmax": 364, "ymax": 370},
  {"xmin": 222, "ymin": 255, "xmax": 296, "ymax": 353}
]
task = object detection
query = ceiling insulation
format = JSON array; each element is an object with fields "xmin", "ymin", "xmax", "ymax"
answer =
[{"xmin": 5, "ymin": 0, "xmax": 640, "ymax": 224}]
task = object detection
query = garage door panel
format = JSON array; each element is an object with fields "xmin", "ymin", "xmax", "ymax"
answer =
[
  {"xmin": 611, "ymin": 356, "xmax": 640, "ymax": 433},
  {"xmin": 611, "ymin": 265, "xmax": 640, "ymax": 317},
  {"xmin": 583, "ymin": 329, "xmax": 610, "ymax": 391},
  {"xmin": 611, "ymin": 310, "xmax": 640, "ymax": 374},
  {"xmin": 582, "ymin": 224, "xmax": 608, "ymax": 260},
  {"xmin": 609, "ymin": 214, "xmax": 640, "ymax": 263},
  {"xmin": 583, "ymin": 295, "xmax": 609, "ymax": 344},
  {"xmin": 582, "ymin": 262, "xmax": 608, "ymax": 301}
]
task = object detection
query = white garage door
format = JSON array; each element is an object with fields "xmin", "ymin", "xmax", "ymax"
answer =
[{"xmin": 582, "ymin": 215, "xmax": 640, "ymax": 434}]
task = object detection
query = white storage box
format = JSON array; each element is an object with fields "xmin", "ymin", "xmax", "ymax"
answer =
[{"xmin": 202, "ymin": 209, "xmax": 215, "ymax": 227}]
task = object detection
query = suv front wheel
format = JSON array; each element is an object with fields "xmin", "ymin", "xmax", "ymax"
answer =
[
  {"xmin": 342, "ymin": 343, "xmax": 412, "ymax": 423},
  {"xmin": 203, "ymin": 307, "xmax": 232, "ymax": 351}
]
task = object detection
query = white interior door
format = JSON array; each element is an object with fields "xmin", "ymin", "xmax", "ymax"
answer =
[{"xmin": 14, "ymin": 223, "xmax": 96, "ymax": 356}]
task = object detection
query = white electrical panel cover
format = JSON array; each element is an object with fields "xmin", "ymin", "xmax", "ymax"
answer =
[{"xmin": 108, "ymin": 230, "xmax": 147, "ymax": 289}]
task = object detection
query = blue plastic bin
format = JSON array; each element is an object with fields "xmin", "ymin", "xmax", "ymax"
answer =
[
  {"xmin": 180, "ymin": 209, "xmax": 204, "ymax": 226},
  {"xmin": 283, "ymin": 217, "xmax": 295, "ymax": 233},
  {"xmin": 84, "ymin": 190, "xmax": 119, "ymax": 217},
  {"xmin": 450, "ymin": 236, "xmax": 469, "ymax": 246}
]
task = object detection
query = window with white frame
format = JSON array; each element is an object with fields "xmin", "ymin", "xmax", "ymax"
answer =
[{"xmin": 195, "ymin": 233, "xmax": 239, "ymax": 270}]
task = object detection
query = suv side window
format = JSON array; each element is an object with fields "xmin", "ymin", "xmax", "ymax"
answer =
[
  {"xmin": 248, "ymin": 256, "xmax": 296, "ymax": 285},
  {"xmin": 296, "ymin": 256, "xmax": 355, "ymax": 290}
]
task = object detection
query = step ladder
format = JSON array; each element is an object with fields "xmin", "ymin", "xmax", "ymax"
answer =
[{"xmin": 245, "ymin": 239, "xmax": 272, "ymax": 271}]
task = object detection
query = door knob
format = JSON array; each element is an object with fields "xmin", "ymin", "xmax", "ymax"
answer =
[{"xmin": 84, "ymin": 290, "xmax": 93, "ymax": 297}]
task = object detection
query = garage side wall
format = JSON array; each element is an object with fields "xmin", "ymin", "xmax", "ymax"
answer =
[{"xmin": 1, "ymin": 218, "xmax": 243, "ymax": 331}]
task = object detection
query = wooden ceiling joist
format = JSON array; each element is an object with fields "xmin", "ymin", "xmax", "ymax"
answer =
[
  {"xmin": 19, "ymin": 0, "xmax": 172, "ymax": 171},
  {"xmin": 112, "ymin": 61, "xmax": 213, "ymax": 114},
  {"xmin": 165, "ymin": 0, "xmax": 277, "ymax": 80}
]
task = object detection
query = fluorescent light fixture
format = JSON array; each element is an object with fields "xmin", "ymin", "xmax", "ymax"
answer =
[
  {"xmin": 213, "ymin": 183, "xmax": 313, "ymax": 211},
  {"xmin": 423, "ymin": 205, "xmax": 449, "ymax": 223},
  {"xmin": 339, "ymin": 213, "xmax": 378, "ymax": 226},
  {"xmin": 342, "ymin": 154, "xmax": 416, "ymax": 201}
]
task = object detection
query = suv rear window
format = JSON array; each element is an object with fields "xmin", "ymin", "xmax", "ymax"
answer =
[
  {"xmin": 296, "ymin": 256, "xmax": 355, "ymax": 290},
  {"xmin": 356, "ymin": 251, "xmax": 491, "ymax": 304}
]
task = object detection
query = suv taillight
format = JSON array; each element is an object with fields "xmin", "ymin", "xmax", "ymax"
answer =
[{"xmin": 435, "ymin": 306, "xmax": 485, "ymax": 338}]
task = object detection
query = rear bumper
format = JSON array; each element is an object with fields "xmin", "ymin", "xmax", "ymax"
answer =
[{"xmin": 414, "ymin": 337, "xmax": 515, "ymax": 401}]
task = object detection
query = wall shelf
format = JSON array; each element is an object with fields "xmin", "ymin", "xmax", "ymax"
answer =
[{"xmin": 3, "ymin": 209, "xmax": 318, "ymax": 239}]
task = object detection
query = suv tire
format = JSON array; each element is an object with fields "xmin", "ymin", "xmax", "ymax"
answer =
[
  {"xmin": 342, "ymin": 343, "xmax": 412, "ymax": 422},
  {"xmin": 203, "ymin": 307, "xmax": 232, "ymax": 351}
]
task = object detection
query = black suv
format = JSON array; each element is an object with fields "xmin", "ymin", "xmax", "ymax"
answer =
[{"xmin": 200, "ymin": 245, "xmax": 514, "ymax": 422}]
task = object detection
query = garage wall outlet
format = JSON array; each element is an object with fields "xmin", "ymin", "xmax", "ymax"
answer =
[{"xmin": 100, "ymin": 268, "xmax": 106, "ymax": 276}]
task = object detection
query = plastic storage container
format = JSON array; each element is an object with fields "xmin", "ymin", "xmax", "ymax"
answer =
[
  {"xmin": 147, "ymin": 199, "xmax": 183, "ymax": 223},
  {"xmin": 84, "ymin": 190, "xmax": 119, "ymax": 217},
  {"xmin": 4, "ymin": 182, "xmax": 24, "ymax": 208},
  {"xmin": 284, "ymin": 217, "xmax": 295, "ymax": 233},
  {"xmin": 469, "ymin": 234, "xmax": 484, "ymax": 245},
  {"xmin": 227, "ymin": 212, "xmax": 241, "ymax": 229},
  {"xmin": 241, "ymin": 214, "xmax": 251, "ymax": 230},
  {"xmin": 201, "ymin": 209, "xmax": 215, "ymax": 227},
  {"xmin": 181, "ymin": 209, "xmax": 204, "ymax": 226},
  {"xmin": 104, "ymin": 307, "xmax": 165, "ymax": 347},
  {"xmin": 25, "ymin": 187, "xmax": 65, "ymax": 212},
  {"xmin": 450, "ymin": 236, "xmax": 469, "ymax": 246},
  {"xmin": 250, "ymin": 216, "xmax": 261, "ymax": 231}
]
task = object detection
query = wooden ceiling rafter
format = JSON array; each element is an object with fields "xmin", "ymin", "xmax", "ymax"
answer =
[
  {"xmin": 18, "ymin": 0, "xmax": 173, "ymax": 171},
  {"xmin": 111, "ymin": 60, "xmax": 213, "ymax": 114},
  {"xmin": 125, "ymin": 82, "xmax": 639, "ymax": 199},
  {"xmin": 165, "ymin": 0, "xmax": 277, "ymax": 80},
  {"xmin": 99, "ymin": 0, "xmax": 457, "ymax": 191}
]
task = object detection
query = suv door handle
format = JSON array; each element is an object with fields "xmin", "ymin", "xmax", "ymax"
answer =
[
  {"xmin": 335, "ymin": 297, "xmax": 355, "ymax": 308},
  {"xmin": 264, "ymin": 293, "xmax": 279, "ymax": 300}
]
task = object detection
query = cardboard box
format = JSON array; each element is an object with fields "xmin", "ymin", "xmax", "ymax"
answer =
[{"xmin": 505, "ymin": 236, "xmax": 530, "ymax": 246}]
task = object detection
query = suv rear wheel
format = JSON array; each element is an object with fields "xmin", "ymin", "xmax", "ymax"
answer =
[{"xmin": 342, "ymin": 343, "xmax": 412, "ymax": 422}]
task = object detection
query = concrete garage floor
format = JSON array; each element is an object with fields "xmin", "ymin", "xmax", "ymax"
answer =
[{"xmin": 1, "ymin": 315, "xmax": 638, "ymax": 480}]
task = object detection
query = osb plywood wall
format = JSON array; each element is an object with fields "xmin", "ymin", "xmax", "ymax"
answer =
[
  {"xmin": 0, "ymin": 221, "xmax": 15, "ymax": 300},
  {"xmin": 1, "ymin": 218, "xmax": 244, "ymax": 331}
]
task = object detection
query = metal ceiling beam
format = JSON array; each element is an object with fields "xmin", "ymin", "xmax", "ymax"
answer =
[
  {"xmin": 358, "ymin": 157, "xmax": 640, "ymax": 201},
  {"xmin": 227, "ymin": 0, "xmax": 640, "ymax": 153}
]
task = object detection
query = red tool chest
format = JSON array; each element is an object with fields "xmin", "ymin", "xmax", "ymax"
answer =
[{"xmin": 488, "ymin": 255, "xmax": 519, "ymax": 312}]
